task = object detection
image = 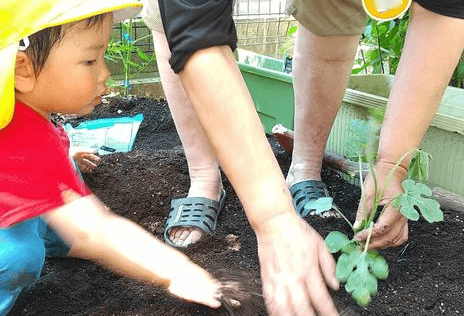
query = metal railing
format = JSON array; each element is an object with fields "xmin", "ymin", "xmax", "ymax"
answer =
[{"xmin": 109, "ymin": 0, "xmax": 295, "ymax": 76}]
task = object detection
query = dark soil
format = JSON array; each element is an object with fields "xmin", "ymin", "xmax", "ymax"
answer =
[{"xmin": 10, "ymin": 97, "xmax": 464, "ymax": 316}]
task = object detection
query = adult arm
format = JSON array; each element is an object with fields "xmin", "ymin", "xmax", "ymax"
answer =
[
  {"xmin": 180, "ymin": 42, "xmax": 339, "ymax": 316},
  {"xmin": 42, "ymin": 193, "xmax": 221, "ymax": 308},
  {"xmin": 355, "ymin": 2, "xmax": 464, "ymax": 249},
  {"xmin": 154, "ymin": 1, "xmax": 339, "ymax": 314}
]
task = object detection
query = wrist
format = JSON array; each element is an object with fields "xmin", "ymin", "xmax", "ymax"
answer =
[
  {"xmin": 376, "ymin": 151, "xmax": 412, "ymax": 172},
  {"xmin": 374, "ymin": 156, "xmax": 409, "ymax": 182},
  {"xmin": 252, "ymin": 210, "xmax": 298, "ymax": 237}
]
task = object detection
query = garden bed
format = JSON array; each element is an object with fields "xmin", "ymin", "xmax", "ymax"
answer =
[{"xmin": 9, "ymin": 97, "xmax": 464, "ymax": 316}]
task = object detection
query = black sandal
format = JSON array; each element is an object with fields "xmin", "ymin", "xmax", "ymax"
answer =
[
  {"xmin": 164, "ymin": 190, "xmax": 226, "ymax": 248},
  {"xmin": 289, "ymin": 180, "xmax": 338, "ymax": 218}
]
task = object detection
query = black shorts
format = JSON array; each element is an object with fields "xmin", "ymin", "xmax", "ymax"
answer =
[
  {"xmin": 414, "ymin": 0, "xmax": 464, "ymax": 19},
  {"xmin": 158, "ymin": 0, "xmax": 237, "ymax": 73}
]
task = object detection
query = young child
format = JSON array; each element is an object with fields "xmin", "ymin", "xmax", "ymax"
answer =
[{"xmin": 0, "ymin": 2, "xmax": 222, "ymax": 315}]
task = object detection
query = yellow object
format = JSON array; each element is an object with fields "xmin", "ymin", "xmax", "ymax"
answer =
[
  {"xmin": 362, "ymin": 0, "xmax": 411, "ymax": 21},
  {"xmin": 0, "ymin": 0, "xmax": 142, "ymax": 129}
]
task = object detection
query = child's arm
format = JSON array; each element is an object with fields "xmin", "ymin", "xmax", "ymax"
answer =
[{"xmin": 42, "ymin": 192, "xmax": 221, "ymax": 308}]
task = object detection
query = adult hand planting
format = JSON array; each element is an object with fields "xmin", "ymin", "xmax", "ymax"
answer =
[
  {"xmin": 354, "ymin": 158, "xmax": 409, "ymax": 249},
  {"xmin": 256, "ymin": 212, "xmax": 339, "ymax": 316}
]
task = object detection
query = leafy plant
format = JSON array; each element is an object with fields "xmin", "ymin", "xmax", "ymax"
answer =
[
  {"xmin": 345, "ymin": 118, "xmax": 379, "ymax": 163},
  {"xmin": 344, "ymin": 107, "xmax": 431, "ymax": 179},
  {"xmin": 345, "ymin": 107, "xmax": 384, "ymax": 163},
  {"xmin": 314, "ymin": 149, "xmax": 442, "ymax": 306},
  {"xmin": 279, "ymin": 25, "xmax": 298, "ymax": 57},
  {"xmin": 353, "ymin": 13, "xmax": 410, "ymax": 75},
  {"xmin": 105, "ymin": 19, "xmax": 157, "ymax": 96},
  {"xmin": 353, "ymin": 11, "xmax": 464, "ymax": 88}
]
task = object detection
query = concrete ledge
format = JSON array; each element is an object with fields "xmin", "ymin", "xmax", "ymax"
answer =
[{"xmin": 109, "ymin": 77, "xmax": 166, "ymax": 100}]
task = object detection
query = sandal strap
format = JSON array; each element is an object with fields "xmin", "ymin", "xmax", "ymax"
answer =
[
  {"xmin": 164, "ymin": 190, "xmax": 226, "ymax": 248},
  {"xmin": 289, "ymin": 180, "xmax": 330, "ymax": 217}
]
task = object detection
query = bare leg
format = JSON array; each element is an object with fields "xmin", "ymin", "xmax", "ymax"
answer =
[
  {"xmin": 286, "ymin": 25, "xmax": 360, "ymax": 186},
  {"xmin": 152, "ymin": 29, "xmax": 223, "ymax": 247}
]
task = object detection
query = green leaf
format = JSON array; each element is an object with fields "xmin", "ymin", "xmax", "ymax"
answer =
[
  {"xmin": 127, "ymin": 60, "xmax": 141, "ymax": 67},
  {"xmin": 396, "ymin": 179, "xmax": 443, "ymax": 222},
  {"xmin": 324, "ymin": 231, "xmax": 351, "ymax": 253},
  {"xmin": 303, "ymin": 197, "xmax": 333, "ymax": 216},
  {"xmin": 336, "ymin": 251, "xmax": 359, "ymax": 282},
  {"xmin": 287, "ymin": 25, "xmax": 298, "ymax": 36},
  {"xmin": 337, "ymin": 250, "xmax": 388, "ymax": 307},
  {"xmin": 367, "ymin": 107, "xmax": 385, "ymax": 124},
  {"xmin": 371, "ymin": 20, "xmax": 378, "ymax": 37},
  {"xmin": 352, "ymin": 67, "xmax": 366, "ymax": 74},
  {"xmin": 366, "ymin": 250, "xmax": 389, "ymax": 279},
  {"xmin": 137, "ymin": 49, "xmax": 149, "ymax": 61},
  {"xmin": 408, "ymin": 150, "xmax": 431, "ymax": 182},
  {"xmin": 342, "ymin": 241, "xmax": 357, "ymax": 253},
  {"xmin": 363, "ymin": 22, "xmax": 373, "ymax": 39},
  {"xmin": 377, "ymin": 23, "xmax": 388, "ymax": 36}
]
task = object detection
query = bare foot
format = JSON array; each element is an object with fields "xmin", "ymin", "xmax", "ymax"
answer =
[
  {"xmin": 168, "ymin": 183, "xmax": 223, "ymax": 247},
  {"xmin": 285, "ymin": 163, "xmax": 321, "ymax": 188}
]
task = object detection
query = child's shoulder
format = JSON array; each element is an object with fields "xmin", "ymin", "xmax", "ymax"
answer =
[
  {"xmin": 0, "ymin": 100, "xmax": 70, "ymax": 164},
  {"xmin": 2, "ymin": 100, "xmax": 56, "ymax": 141}
]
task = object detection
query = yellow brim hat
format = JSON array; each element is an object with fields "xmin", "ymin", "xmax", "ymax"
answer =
[{"xmin": 0, "ymin": 0, "xmax": 142, "ymax": 129}]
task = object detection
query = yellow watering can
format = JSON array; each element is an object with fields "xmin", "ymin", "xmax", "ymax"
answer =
[{"xmin": 0, "ymin": 0, "xmax": 142, "ymax": 129}]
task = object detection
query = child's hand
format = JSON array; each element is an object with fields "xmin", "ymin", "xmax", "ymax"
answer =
[
  {"xmin": 71, "ymin": 148, "xmax": 101, "ymax": 173},
  {"xmin": 167, "ymin": 260, "xmax": 222, "ymax": 308},
  {"xmin": 45, "ymin": 192, "xmax": 222, "ymax": 309}
]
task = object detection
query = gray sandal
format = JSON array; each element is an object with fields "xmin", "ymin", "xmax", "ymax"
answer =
[
  {"xmin": 164, "ymin": 189, "xmax": 226, "ymax": 248},
  {"xmin": 289, "ymin": 180, "xmax": 338, "ymax": 218}
]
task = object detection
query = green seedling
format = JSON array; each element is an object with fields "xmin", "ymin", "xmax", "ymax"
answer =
[
  {"xmin": 312, "ymin": 149, "xmax": 442, "ymax": 307},
  {"xmin": 105, "ymin": 19, "xmax": 157, "ymax": 96}
]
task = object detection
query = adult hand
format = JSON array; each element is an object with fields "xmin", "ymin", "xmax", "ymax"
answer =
[
  {"xmin": 167, "ymin": 258, "xmax": 222, "ymax": 308},
  {"xmin": 354, "ymin": 159, "xmax": 409, "ymax": 249},
  {"xmin": 71, "ymin": 148, "xmax": 101, "ymax": 173},
  {"xmin": 256, "ymin": 211, "xmax": 339, "ymax": 316}
]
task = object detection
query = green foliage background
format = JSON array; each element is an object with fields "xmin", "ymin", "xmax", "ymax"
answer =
[{"xmin": 354, "ymin": 12, "xmax": 464, "ymax": 88}]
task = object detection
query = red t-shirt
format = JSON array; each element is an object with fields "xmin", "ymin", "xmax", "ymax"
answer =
[{"xmin": 0, "ymin": 100, "xmax": 91, "ymax": 228}]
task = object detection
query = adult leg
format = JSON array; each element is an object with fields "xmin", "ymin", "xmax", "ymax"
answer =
[
  {"xmin": 152, "ymin": 29, "xmax": 223, "ymax": 247},
  {"xmin": 286, "ymin": 25, "xmax": 360, "ymax": 186}
]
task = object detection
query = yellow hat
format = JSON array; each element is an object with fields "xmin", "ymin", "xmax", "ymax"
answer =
[{"xmin": 0, "ymin": 0, "xmax": 142, "ymax": 129}]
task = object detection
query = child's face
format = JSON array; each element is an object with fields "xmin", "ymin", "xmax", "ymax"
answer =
[{"xmin": 29, "ymin": 15, "xmax": 113, "ymax": 117}]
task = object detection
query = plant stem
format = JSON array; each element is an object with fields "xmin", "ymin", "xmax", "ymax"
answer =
[
  {"xmin": 374, "ymin": 23, "xmax": 385, "ymax": 74},
  {"xmin": 358, "ymin": 156, "xmax": 368, "ymax": 223},
  {"xmin": 131, "ymin": 34, "xmax": 153, "ymax": 45},
  {"xmin": 377, "ymin": 195, "xmax": 400, "ymax": 219},
  {"xmin": 333, "ymin": 205, "xmax": 354, "ymax": 231},
  {"xmin": 364, "ymin": 222, "xmax": 374, "ymax": 253}
]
